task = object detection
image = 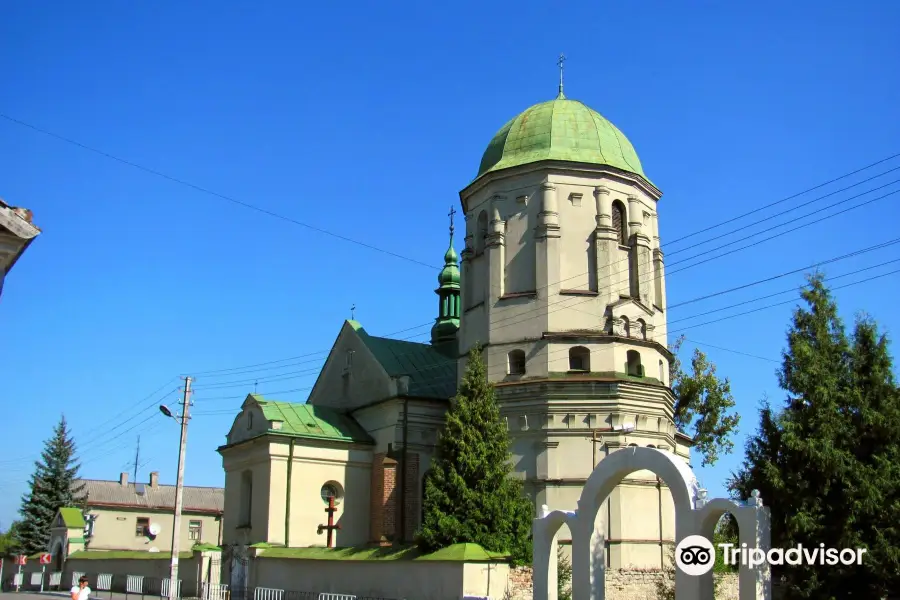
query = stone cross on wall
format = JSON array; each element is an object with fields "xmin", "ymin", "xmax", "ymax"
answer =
[{"xmin": 317, "ymin": 496, "xmax": 341, "ymax": 548}]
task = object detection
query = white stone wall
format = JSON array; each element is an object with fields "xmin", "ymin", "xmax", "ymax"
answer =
[{"xmin": 504, "ymin": 566, "xmax": 739, "ymax": 600}]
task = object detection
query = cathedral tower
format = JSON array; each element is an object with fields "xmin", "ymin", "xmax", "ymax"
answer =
[{"xmin": 457, "ymin": 83, "xmax": 689, "ymax": 569}]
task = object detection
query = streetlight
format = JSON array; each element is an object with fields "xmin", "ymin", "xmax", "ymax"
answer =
[{"xmin": 159, "ymin": 377, "xmax": 192, "ymax": 599}]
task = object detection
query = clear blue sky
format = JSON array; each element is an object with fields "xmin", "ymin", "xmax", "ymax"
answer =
[{"xmin": 2, "ymin": 1, "xmax": 899, "ymax": 528}]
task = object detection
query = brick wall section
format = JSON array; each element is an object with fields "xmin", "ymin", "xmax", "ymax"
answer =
[
  {"xmin": 403, "ymin": 453, "xmax": 420, "ymax": 542},
  {"xmin": 504, "ymin": 566, "xmax": 739, "ymax": 600},
  {"xmin": 369, "ymin": 454, "xmax": 398, "ymax": 543}
]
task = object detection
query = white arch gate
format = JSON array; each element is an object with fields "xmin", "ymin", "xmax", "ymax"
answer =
[{"xmin": 532, "ymin": 446, "xmax": 771, "ymax": 600}]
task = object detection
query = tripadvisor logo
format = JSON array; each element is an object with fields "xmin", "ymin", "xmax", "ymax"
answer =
[{"xmin": 675, "ymin": 535, "xmax": 867, "ymax": 576}]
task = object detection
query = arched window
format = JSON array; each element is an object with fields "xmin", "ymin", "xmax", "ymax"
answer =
[
  {"xmin": 239, "ymin": 470, "xmax": 253, "ymax": 527},
  {"xmin": 507, "ymin": 349, "xmax": 526, "ymax": 375},
  {"xmin": 621, "ymin": 316, "xmax": 631, "ymax": 338},
  {"xmin": 475, "ymin": 210, "xmax": 488, "ymax": 254},
  {"xmin": 569, "ymin": 346, "xmax": 590, "ymax": 372},
  {"xmin": 636, "ymin": 319, "xmax": 647, "ymax": 340},
  {"xmin": 647, "ymin": 444, "xmax": 656, "ymax": 449},
  {"xmin": 626, "ymin": 350, "xmax": 643, "ymax": 377},
  {"xmin": 612, "ymin": 201, "xmax": 627, "ymax": 245}
]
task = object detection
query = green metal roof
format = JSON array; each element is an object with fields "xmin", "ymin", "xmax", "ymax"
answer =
[
  {"xmin": 59, "ymin": 507, "xmax": 85, "ymax": 529},
  {"xmin": 348, "ymin": 321, "xmax": 457, "ymax": 400},
  {"xmin": 477, "ymin": 96, "xmax": 647, "ymax": 181},
  {"xmin": 254, "ymin": 396, "xmax": 374, "ymax": 444}
]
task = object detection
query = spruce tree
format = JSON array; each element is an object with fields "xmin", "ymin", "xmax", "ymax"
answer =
[
  {"xmin": 730, "ymin": 274, "xmax": 900, "ymax": 598},
  {"xmin": 417, "ymin": 345, "xmax": 533, "ymax": 564},
  {"xmin": 16, "ymin": 416, "xmax": 86, "ymax": 555}
]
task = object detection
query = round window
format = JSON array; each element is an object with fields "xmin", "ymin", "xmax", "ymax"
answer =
[{"xmin": 320, "ymin": 482, "xmax": 343, "ymax": 505}]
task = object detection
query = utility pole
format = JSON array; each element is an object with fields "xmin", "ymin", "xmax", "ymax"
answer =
[{"xmin": 168, "ymin": 376, "xmax": 192, "ymax": 598}]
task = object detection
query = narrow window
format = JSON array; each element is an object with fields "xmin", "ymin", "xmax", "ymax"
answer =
[
  {"xmin": 659, "ymin": 360, "xmax": 665, "ymax": 384},
  {"xmin": 621, "ymin": 316, "xmax": 631, "ymax": 338},
  {"xmin": 612, "ymin": 201, "xmax": 627, "ymax": 245},
  {"xmin": 476, "ymin": 210, "xmax": 488, "ymax": 254},
  {"xmin": 569, "ymin": 346, "xmax": 591, "ymax": 372},
  {"xmin": 189, "ymin": 520, "xmax": 202, "ymax": 541},
  {"xmin": 626, "ymin": 350, "xmax": 643, "ymax": 377},
  {"xmin": 239, "ymin": 470, "xmax": 253, "ymax": 527},
  {"xmin": 135, "ymin": 517, "xmax": 149, "ymax": 537},
  {"xmin": 508, "ymin": 350, "xmax": 526, "ymax": 375}
]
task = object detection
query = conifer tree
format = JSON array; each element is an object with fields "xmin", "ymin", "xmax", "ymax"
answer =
[
  {"xmin": 730, "ymin": 274, "xmax": 900, "ymax": 598},
  {"xmin": 417, "ymin": 345, "xmax": 533, "ymax": 564},
  {"xmin": 16, "ymin": 416, "xmax": 86, "ymax": 555}
]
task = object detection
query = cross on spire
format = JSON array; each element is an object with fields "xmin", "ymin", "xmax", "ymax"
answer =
[
  {"xmin": 448, "ymin": 206, "xmax": 456, "ymax": 236},
  {"xmin": 350, "ymin": 304, "xmax": 356, "ymax": 320},
  {"xmin": 557, "ymin": 53, "xmax": 566, "ymax": 98}
]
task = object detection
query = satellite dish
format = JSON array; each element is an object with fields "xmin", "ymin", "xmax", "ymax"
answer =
[
  {"xmin": 148, "ymin": 523, "xmax": 161, "ymax": 536},
  {"xmin": 149, "ymin": 547, "xmax": 159, "ymax": 553}
]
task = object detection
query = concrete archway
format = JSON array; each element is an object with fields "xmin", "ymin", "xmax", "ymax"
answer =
[
  {"xmin": 532, "ymin": 507, "xmax": 578, "ymax": 600},
  {"xmin": 694, "ymin": 495, "xmax": 772, "ymax": 600}
]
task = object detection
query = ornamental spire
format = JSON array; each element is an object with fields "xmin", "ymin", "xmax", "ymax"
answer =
[
  {"xmin": 557, "ymin": 53, "xmax": 566, "ymax": 99},
  {"xmin": 431, "ymin": 206, "xmax": 461, "ymax": 347}
]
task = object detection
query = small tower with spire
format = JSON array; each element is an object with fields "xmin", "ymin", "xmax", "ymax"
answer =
[{"xmin": 431, "ymin": 207, "xmax": 461, "ymax": 347}]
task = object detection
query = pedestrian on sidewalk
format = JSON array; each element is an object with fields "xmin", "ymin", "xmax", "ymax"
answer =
[{"xmin": 71, "ymin": 576, "xmax": 91, "ymax": 600}]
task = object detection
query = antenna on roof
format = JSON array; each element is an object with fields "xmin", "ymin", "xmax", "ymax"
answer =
[{"xmin": 132, "ymin": 436, "xmax": 141, "ymax": 483}]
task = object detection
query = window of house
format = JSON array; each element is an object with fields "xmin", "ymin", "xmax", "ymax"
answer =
[
  {"xmin": 508, "ymin": 350, "xmax": 526, "ymax": 375},
  {"xmin": 612, "ymin": 201, "xmax": 627, "ymax": 245},
  {"xmin": 321, "ymin": 481, "xmax": 344, "ymax": 506},
  {"xmin": 135, "ymin": 517, "xmax": 149, "ymax": 537},
  {"xmin": 569, "ymin": 346, "xmax": 590, "ymax": 371},
  {"xmin": 189, "ymin": 520, "xmax": 202, "ymax": 541},
  {"xmin": 622, "ymin": 316, "xmax": 631, "ymax": 338},
  {"xmin": 626, "ymin": 350, "xmax": 643, "ymax": 377}
]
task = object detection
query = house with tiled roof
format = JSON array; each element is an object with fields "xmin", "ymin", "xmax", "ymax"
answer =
[{"xmin": 53, "ymin": 472, "xmax": 224, "ymax": 556}]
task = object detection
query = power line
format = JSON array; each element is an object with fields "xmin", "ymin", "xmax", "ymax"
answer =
[{"xmin": 0, "ymin": 113, "xmax": 437, "ymax": 270}]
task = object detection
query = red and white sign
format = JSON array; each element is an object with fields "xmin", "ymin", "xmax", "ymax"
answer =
[
  {"xmin": 39, "ymin": 553, "xmax": 51, "ymax": 565},
  {"xmin": 14, "ymin": 555, "xmax": 26, "ymax": 565}
]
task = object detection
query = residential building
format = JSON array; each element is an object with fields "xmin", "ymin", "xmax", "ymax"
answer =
[
  {"xmin": 0, "ymin": 197, "xmax": 40, "ymax": 299},
  {"xmin": 71, "ymin": 471, "xmax": 224, "ymax": 553}
]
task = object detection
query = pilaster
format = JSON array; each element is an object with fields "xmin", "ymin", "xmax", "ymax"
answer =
[
  {"xmin": 593, "ymin": 186, "xmax": 618, "ymax": 304},
  {"xmin": 628, "ymin": 196, "xmax": 653, "ymax": 304},
  {"xmin": 486, "ymin": 200, "xmax": 506, "ymax": 302},
  {"xmin": 535, "ymin": 183, "xmax": 561, "ymax": 305}
]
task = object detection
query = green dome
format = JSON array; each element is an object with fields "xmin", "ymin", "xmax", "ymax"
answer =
[
  {"xmin": 437, "ymin": 238, "xmax": 460, "ymax": 286},
  {"xmin": 477, "ymin": 96, "xmax": 647, "ymax": 180}
]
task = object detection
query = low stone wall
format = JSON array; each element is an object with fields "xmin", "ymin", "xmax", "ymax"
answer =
[{"xmin": 504, "ymin": 565, "xmax": 739, "ymax": 600}]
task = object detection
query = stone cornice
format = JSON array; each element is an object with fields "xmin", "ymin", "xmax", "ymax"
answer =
[{"xmin": 460, "ymin": 161, "xmax": 662, "ymax": 209}]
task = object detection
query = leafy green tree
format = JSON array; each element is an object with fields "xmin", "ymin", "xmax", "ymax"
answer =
[
  {"xmin": 16, "ymin": 416, "xmax": 86, "ymax": 555},
  {"xmin": 669, "ymin": 336, "xmax": 740, "ymax": 466},
  {"xmin": 417, "ymin": 345, "xmax": 533, "ymax": 565},
  {"xmin": 729, "ymin": 274, "xmax": 900, "ymax": 598},
  {"xmin": 0, "ymin": 521, "xmax": 22, "ymax": 557},
  {"xmin": 557, "ymin": 546, "xmax": 572, "ymax": 600}
]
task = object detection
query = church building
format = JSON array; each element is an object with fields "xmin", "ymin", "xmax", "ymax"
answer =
[{"xmin": 218, "ymin": 79, "xmax": 692, "ymax": 577}]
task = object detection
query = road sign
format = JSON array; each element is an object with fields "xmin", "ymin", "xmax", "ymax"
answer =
[
  {"xmin": 39, "ymin": 553, "xmax": 51, "ymax": 565},
  {"xmin": 14, "ymin": 555, "xmax": 26, "ymax": 565}
]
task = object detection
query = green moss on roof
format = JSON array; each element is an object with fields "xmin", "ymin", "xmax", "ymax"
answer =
[
  {"xmin": 478, "ymin": 97, "xmax": 648, "ymax": 182},
  {"xmin": 256, "ymin": 543, "xmax": 507, "ymax": 562},
  {"xmin": 253, "ymin": 396, "xmax": 374, "ymax": 444},
  {"xmin": 192, "ymin": 543, "xmax": 221, "ymax": 552},
  {"xmin": 59, "ymin": 507, "xmax": 86, "ymax": 529},
  {"xmin": 348, "ymin": 321, "xmax": 457, "ymax": 400},
  {"xmin": 67, "ymin": 550, "xmax": 193, "ymax": 560}
]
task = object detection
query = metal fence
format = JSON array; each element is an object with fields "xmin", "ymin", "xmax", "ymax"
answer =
[{"xmin": 228, "ymin": 588, "xmax": 403, "ymax": 600}]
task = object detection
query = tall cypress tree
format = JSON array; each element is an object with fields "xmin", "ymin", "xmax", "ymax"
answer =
[
  {"xmin": 417, "ymin": 345, "xmax": 533, "ymax": 564},
  {"xmin": 730, "ymin": 274, "xmax": 900, "ymax": 598},
  {"xmin": 16, "ymin": 416, "xmax": 86, "ymax": 555}
]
